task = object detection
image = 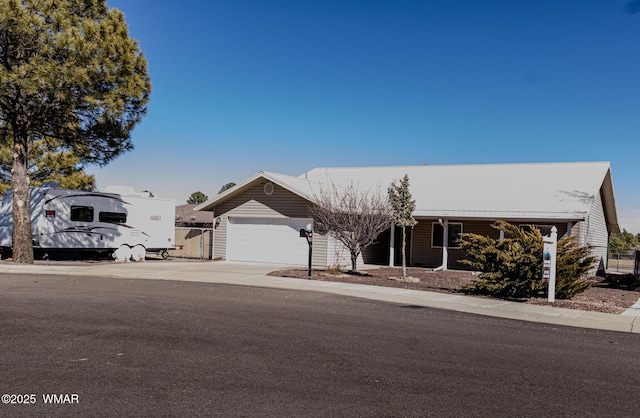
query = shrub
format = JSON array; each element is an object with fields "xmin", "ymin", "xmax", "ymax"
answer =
[{"xmin": 459, "ymin": 221, "xmax": 596, "ymax": 300}]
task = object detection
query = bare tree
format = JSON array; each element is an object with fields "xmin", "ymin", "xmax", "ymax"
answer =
[{"xmin": 309, "ymin": 182, "xmax": 392, "ymax": 273}]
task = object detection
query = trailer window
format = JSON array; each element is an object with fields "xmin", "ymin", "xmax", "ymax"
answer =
[
  {"xmin": 99, "ymin": 212, "xmax": 127, "ymax": 224},
  {"xmin": 70, "ymin": 206, "xmax": 94, "ymax": 222}
]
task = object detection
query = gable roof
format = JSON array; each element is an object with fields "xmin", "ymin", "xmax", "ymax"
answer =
[
  {"xmin": 196, "ymin": 162, "xmax": 619, "ymax": 233},
  {"xmin": 194, "ymin": 171, "xmax": 316, "ymax": 211}
]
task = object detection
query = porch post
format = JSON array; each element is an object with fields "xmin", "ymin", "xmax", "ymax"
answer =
[
  {"xmin": 566, "ymin": 222, "xmax": 572, "ymax": 237},
  {"xmin": 389, "ymin": 224, "xmax": 395, "ymax": 267},
  {"xmin": 442, "ymin": 220, "xmax": 449, "ymax": 271}
]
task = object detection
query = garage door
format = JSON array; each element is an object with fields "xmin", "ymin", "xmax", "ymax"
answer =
[{"xmin": 227, "ymin": 217, "xmax": 312, "ymax": 265}]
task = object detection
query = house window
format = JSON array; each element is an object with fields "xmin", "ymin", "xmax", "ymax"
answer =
[
  {"xmin": 70, "ymin": 206, "xmax": 93, "ymax": 222},
  {"xmin": 520, "ymin": 224, "xmax": 554, "ymax": 236},
  {"xmin": 432, "ymin": 222, "xmax": 463, "ymax": 248},
  {"xmin": 99, "ymin": 212, "xmax": 127, "ymax": 224}
]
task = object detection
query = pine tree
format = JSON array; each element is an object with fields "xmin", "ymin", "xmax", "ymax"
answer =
[
  {"xmin": 0, "ymin": 138, "xmax": 96, "ymax": 195},
  {"xmin": 218, "ymin": 182, "xmax": 236, "ymax": 194},
  {"xmin": 0, "ymin": 0, "xmax": 151, "ymax": 263},
  {"xmin": 187, "ymin": 191, "xmax": 208, "ymax": 205},
  {"xmin": 388, "ymin": 175, "xmax": 417, "ymax": 280},
  {"xmin": 608, "ymin": 229, "xmax": 640, "ymax": 252}
]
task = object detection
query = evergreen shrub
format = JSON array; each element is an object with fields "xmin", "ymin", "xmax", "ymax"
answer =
[{"xmin": 459, "ymin": 221, "xmax": 596, "ymax": 299}]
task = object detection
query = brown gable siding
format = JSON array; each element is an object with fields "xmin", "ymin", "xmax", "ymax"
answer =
[{"xmin": 215, "ymin": 182, "xmax": 312, "ymax": 219}]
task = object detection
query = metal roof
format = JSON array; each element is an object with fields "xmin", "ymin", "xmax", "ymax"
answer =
[{"xmin": 196, "ymin": 162, "xmax": 619, "ymax": 232}]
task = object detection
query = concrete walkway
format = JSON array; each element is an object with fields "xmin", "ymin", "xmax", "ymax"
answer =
[{"xmin": 1, "ymin": 260, "xmax": 639, "ymax": 334}]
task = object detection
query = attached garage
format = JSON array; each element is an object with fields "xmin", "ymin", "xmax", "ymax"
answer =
[{"xmin": 227, "ymin": 217, "xmax": 312, "ymax": 265}]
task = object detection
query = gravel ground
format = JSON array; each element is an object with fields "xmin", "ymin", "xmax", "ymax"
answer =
[{"xmin": 268, "ymin": 267, "xmax": 640, "ymax": 314}]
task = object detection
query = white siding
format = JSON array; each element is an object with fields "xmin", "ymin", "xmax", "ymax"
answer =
[
  {"xmin": 213, "ymin": 215, "xmax": 228, "ymax": 260},
  {"xmin": 312, "ymin": 233, "xmax": 328, "ymax": 268},
  {"xmin": 582, "ymin": 191, "xmax": 609, "ymax": 273},
  {"xmin": 326, "ymin": 236, "xmax": 364, "ymax": 269}
]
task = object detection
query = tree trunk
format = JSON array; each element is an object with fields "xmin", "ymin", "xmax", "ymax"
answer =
[
  {"xmin": 11, "ymin": 127, "xmax": 33, "ymax": 264},
  {"xmin": 401, "ymin": 226, "xmax": 407, "ymax": 279},
  {"xmin": 350, "ymin": 251, "xmax": 358, "ymax": 273}
]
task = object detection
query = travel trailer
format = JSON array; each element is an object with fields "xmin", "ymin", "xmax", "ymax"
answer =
[{"xmin": 0, "ymin": 184, "xmax": 175, "ymax": 261}]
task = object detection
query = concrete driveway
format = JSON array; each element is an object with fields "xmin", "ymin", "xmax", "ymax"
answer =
[{"xmin": 0, "ymin": 260, "xmax": 281, "ymax": 282}]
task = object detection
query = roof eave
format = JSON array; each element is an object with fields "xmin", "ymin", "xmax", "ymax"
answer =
[
  {"xmin": 601, "ymin": 168, "xmax": 621, "ymax": 234},
  {"xmin": 414, "ymin": 211, "xmax": 588, "ymax": 222}
]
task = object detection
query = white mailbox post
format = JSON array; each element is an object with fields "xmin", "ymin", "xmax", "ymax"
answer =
[{"xmin": 542, "ymin": 226, "xmax": 558, "ymax": 303}]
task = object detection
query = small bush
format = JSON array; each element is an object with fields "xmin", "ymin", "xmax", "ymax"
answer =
[
  {"xmin": 326, "ymin": 264, "xmax": 345, "ymax": 275},
  {"xmin": 459, "ymin": 221, "xmax": 596, "ymax": 300}
]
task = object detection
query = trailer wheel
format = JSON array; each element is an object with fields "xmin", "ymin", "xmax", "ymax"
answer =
[
  {"xmin": 131, "ymin": 245, "xmax": 146, "ymax": 262},
  {"xmin": 113, "ymin": 245, "xmax": 132, "ymax": 262},
  {"xmin": 161, "ymin": 250, "xmax": 169, "ymax": 260}
]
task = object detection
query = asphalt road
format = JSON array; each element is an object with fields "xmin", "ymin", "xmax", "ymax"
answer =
[{"xmin": 1, "ymin": 274, "xmax": 639, "ymax": 417}]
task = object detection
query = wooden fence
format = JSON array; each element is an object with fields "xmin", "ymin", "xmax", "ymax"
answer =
[{"xmin": 169, "ymin": 227, "xmax": 214, "ymax": 260}]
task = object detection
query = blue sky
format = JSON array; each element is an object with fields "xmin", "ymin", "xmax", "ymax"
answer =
[{"xmin": 94, "ymin": 0, "xmax": 640, "ymax": 232}]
